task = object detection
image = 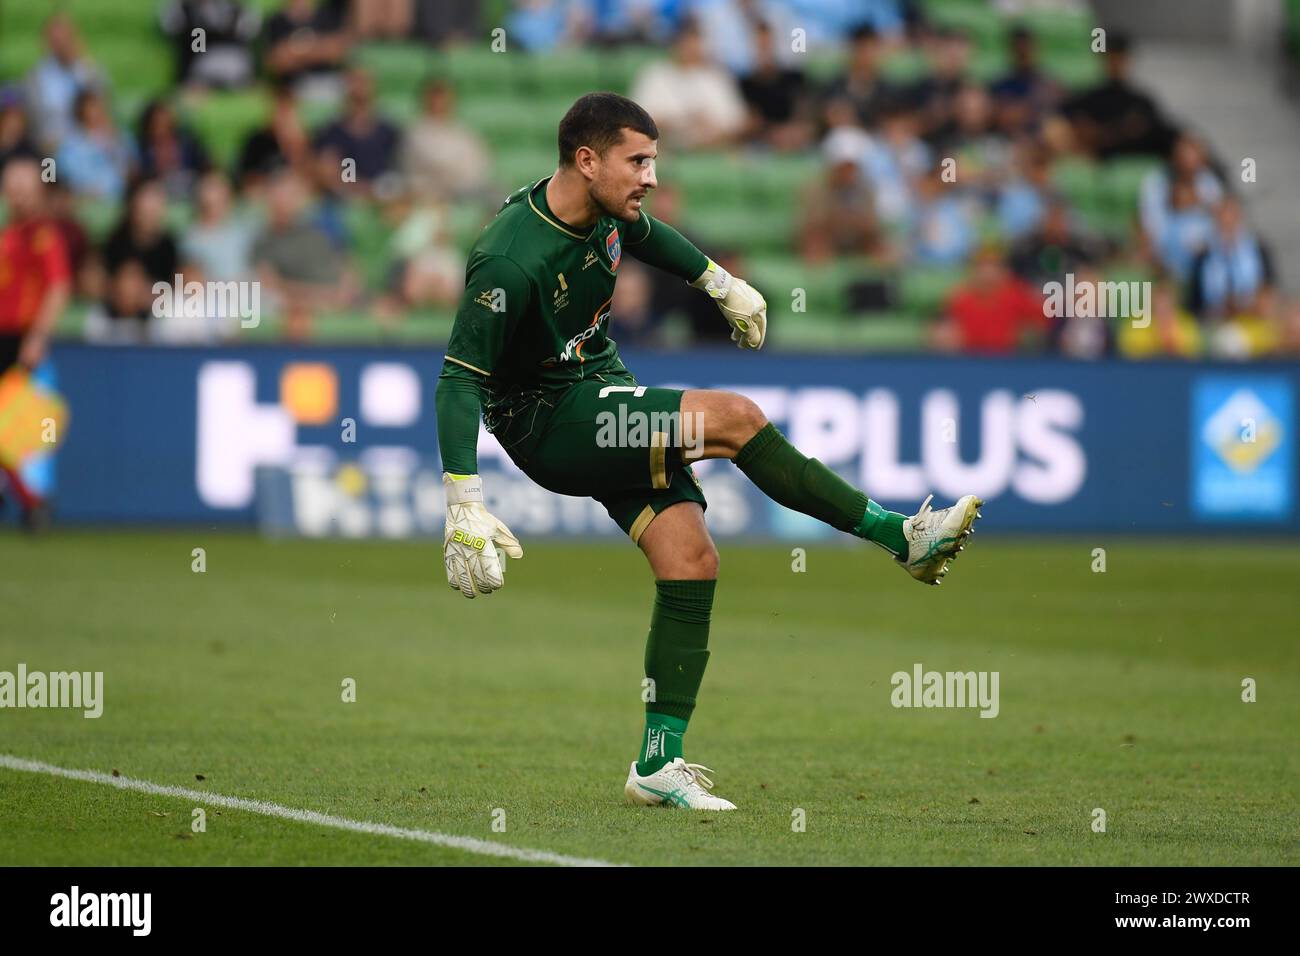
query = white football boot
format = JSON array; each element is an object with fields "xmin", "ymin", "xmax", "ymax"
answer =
[
  {"xmin": 624, "ymin": 758, "xmax": 737, "ymax": 811},
  {"xmin": 897, "ymin": 494, "xmax": 983, "ymax": 585}
]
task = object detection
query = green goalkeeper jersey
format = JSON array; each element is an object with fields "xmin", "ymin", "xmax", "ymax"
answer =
[{"xmin": 437, "ymin": 176, "xmax": 709, "ymax": 473}]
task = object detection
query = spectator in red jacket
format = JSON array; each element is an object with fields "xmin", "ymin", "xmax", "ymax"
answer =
[{"xmin": 935, "ymin": 242, "xmax": 1046, "ymax": 354}]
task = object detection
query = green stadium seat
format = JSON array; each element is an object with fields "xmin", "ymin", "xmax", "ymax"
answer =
[
  {"xmin": 183, "ymin": 91, "xmax": 271, "ymax": 171},
  {"xmin": 899, "ymin": 266, "xmax": 965, "ymax": 318},
  {"xmin": 683, "ymin": 204, "xmax": 797, "ymax": 256}
]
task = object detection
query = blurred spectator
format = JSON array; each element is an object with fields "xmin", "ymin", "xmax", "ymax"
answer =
[
  {"xmin": 1275, "ymin": 300, "xmax": 1300, "ymax": 358},
  {"xmin": 1050, "ymin": 265, "xmax": 1115, "ymax": 359},
  {"xmin": 237, "ymin": 81, "xmax": 312, "ymax": 191},
  {"xmin": 252, "ymin": 169, "xmax": 359, "ymax": 338},
  {"xmin": 506, "ymin": 0, "xmax": 586, "ymax": 52},
  {"xmin": 861, "ymin": 97, "xmax": 930, "ymax": 224},
  {"xmin": 997, "ymin": 139, "xmax": 1056, "ymax": 239},
  {"xmin": 1139, "ymin": 131, "xmax": 1224, "ymax": 247},
  {"xmin": 1153, "ymin": 178, "xmax": 1215, "ymax": 281},
  {"xmin": 0, "ymin": 157, "xmax": 69, "ymax": 528},
  {"xmin": 909, "ymin": 161, "xmax": 977, "ymax": 267},
  {"xmin": 933, "ymin": 82, "xmax": 1010, "ymax": 193},
  {"xmin": 101, "ymin": 178, "xmax": 180, "ymax": 318},
  {"xmin": 411, "ymin": 0, "xmax": 481, "ymax": 45},
  {"xmin": 579, "ymin": 0, "xmax": 687, "ymax": 45},
  {"xmin": 786, "ymin": 0, "xmax": 906, "ymax": 46},
  {"xmin": 400, "ymin": 78, "xmax": 492, "ymax": 203},
  {"xmin": 160, "ymin": 0, "xmax": 261, "ymax": 90},
  {"xmin": 1009, "ymin": 198, "xmax": 1105, "ymax": 286},
  {"xmin": 635, "ymin": 184, "xmax": 735, "ymax": 343},
  {"xmin": 1188, "ymin": 197, "xmax": 1275, "ymax": 320},
  {"xmin": 46, "ymin": 180, "xmax": 98, "ymax": 301},
  {"xmin": 264, "ymin": 0, "xmax": 351, "ymax": 102},
  {"xmin": 376, "ymin": 199, "xmax": 464, "ymax": 316},
  {"xmin": 0, "ymin": 88, "xmax": 40, "ymax": 175},
  {"xmin": 911, "ymin": 27, "xmax": 972, "ymax": 145},
  {"xmin": 694, "ymin": 0, "xmax": 799, "ymax": 78},
  {"xmin": 739, "ymin": 20, "xmax": 814, "ymax": 151},
  {"xmin": 1208, "ymin": 304, "xmax": 1281, "ymax": 361},
  {"xmin": 24, "ymin": 12, "xmax": 107, "ymax": 151},
  {"xmin": 180, "ymin": 170, "xmax": 257, "ymax": 283},
  {"xmin": 313, "ymin": 67, "xmax": 402, "ymax": 199},
  {"xmin": 798, "ymin": 129, "xmax": 886, "ymax": 262},
  {"xmin": 609, "ymin": 259, "xmax": 662, "ymax": 345},
  {"xmin": 935, "ymin": 242, "xmax": 1044, "ymax": 353},
  {"xmin": 353, "ymin": 0, "xmax": 414, "ymax": 39},
  {"xmin": 631, "ymin": 20, "xmax": 748, "ymax": 149},
  {"xmin": 54, "ymin": 90, "xmax": 136, "ymax": 201},
  {"xmin": 1118, "ymin": 281, "xmax": 1202, "ymax": 359},
  {"xmin": 988, "ymin": 25, "xmax": 1063, "ymax": 136},
  {"xmin": 137, "ymin": 100, "xmax": 211, "ymax": 201},
  {"xmin": 1061, "ymin": 33, "xmax": 1176, "ymax": 159},
  {"xmin": 820, "ymin": 24, "xmax": 901, "ymax": 131}
]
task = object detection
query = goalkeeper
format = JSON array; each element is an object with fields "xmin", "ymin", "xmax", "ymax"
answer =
[{"xmin": 436, "ymin": 93, "xmax": 982, "ymax": 811}]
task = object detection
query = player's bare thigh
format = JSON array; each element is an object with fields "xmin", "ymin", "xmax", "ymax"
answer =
[
  {"xmin": 637, "ymin": 501, "xmax": 719, "ymax": 580},
  {"xmin": 679, "ymin": 389, "xmax": 768, "ymax": 461}
]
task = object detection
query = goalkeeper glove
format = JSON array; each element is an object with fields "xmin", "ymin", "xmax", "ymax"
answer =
[
  {"xmin": 691, "ymin": 258, "xmax": 767, "ymax": 350},
  {"xmin": 443, "ymin": 472, "xmax": 523, "ymax": 599}
]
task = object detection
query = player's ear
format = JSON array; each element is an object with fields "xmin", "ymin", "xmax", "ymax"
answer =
[{"xmin": 574, "ymin": 145, "xmax": 599, "ymax": 181}]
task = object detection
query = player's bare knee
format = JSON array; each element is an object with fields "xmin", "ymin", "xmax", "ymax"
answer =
[
  {"xmin": 726, "ymin": 394, "xmax": 768, "ymax": 452},
  {"xmin": 681, "ymin": 539, "xmax": 720, "ymax": 579}
]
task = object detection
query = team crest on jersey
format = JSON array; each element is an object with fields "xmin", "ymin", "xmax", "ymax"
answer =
[{"xmin": 605, "ymin": 227, "xmax": 621, "ymax": 271}]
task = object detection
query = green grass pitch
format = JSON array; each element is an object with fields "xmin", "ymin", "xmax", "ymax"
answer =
[{"xmin": 1, "ymin": 531, "xmax": 1297, "ymax": 866}]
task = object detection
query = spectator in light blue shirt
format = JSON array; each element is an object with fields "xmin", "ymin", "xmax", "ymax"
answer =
[
  {"xmin": 910, "ymin": 161, "xmax": 977, "ymax": 267},
  {"xmin": 54, "ymin": 89, "xmax": 136, "ymax": 201},
  {"xmin": 1156, "ymin": 178, "xmax": 1215, "ymax": 281},
  {"xmin": 25, "ymin": 12, "xmax": 106, "ymax": 151}
]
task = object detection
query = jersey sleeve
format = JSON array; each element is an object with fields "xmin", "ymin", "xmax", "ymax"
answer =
[
  {"xmin": 436, "ymin": 255, "xmax": 532, "ymax": 475},
  {"xmin": 622, "ymin": 211, "xmax": 709, "ymax": 283},
  {"xmin": 444, "ymin": 254, "xmax": 532, "ymax": 377}
]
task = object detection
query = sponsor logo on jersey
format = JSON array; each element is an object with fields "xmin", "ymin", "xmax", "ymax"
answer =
[
  {"xmin": 546, "ymin": 298, "xmax": 613, "ymax": 365},
  {"xmin": 605, "ymin": 227, "xmax": 621, "ymax": 271},
  {"xmin": 582, "ymin": 249, "xmax": 599, "ymax": 271},
  {"xmin": 474, "ymin": 288, "xmax": 504, "ymax": 312}
]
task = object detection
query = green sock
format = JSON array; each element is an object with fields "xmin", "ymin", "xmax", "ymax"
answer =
[
  {"xmin": 637, "ymin": 712, "xmax": 688, "ymax": 776},
  {"xmin": 636, "ymin": 579, "xmax": 715, "ymax": 776},
  {"xmin": 734, "ymin": 423, "xmax": 908, "ymax": 555}
]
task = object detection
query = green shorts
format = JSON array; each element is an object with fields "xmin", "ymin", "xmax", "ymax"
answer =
[{"xmin": 503, "ymin": 378, "xmax": 707, "ymax": 543}]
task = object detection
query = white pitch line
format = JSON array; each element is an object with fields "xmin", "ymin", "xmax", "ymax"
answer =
[{"xmin": 0, "ymin": 754, "xmax": 623, "ymax": 868}]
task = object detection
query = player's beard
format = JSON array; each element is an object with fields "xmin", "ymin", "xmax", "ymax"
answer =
[{"xmin": 590, "ymin": 177, "xmax": 640, "ymax": 223}]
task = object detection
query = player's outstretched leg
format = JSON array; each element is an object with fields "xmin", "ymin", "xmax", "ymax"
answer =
[
  {"xmin": 681, "ymin": 390, "xmax": 983, "ymax": 585},
  {"xmin": 624, "ymin": 502, "xmax": 736, "ymax": 810}
]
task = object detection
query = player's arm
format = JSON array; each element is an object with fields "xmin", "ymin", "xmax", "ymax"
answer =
[
  {"xmin": 623, "ymin": 211, "xmax": 767, "ymax": 350},
  {"xmin": 436, "ymin": 255, "xmax": 531, "ymax": 598}
]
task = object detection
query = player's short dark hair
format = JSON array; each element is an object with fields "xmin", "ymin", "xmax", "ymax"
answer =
[{"xmin": 557, "ymin": 93, "xmax": 658, "ymax": 167}]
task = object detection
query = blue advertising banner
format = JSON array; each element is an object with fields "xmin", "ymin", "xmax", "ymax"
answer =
[{"xmin": 44, "ymin": 343, "xmax": 1300, "ymax": 536}]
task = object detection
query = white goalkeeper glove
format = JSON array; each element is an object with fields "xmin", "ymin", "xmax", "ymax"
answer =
[
  {"xmin": 691, "ymin": 258, "xmax": 767, "ymax": 350},
  {"xmin": 443, "ymin": 472, "xmax": 523, "ymax": 599}
]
